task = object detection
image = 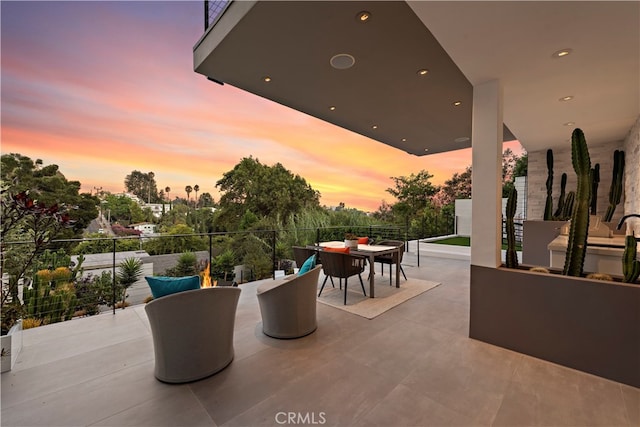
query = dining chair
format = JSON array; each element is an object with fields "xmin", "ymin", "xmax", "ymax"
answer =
[
  {"xmin": 374, "ymin": 240, "xmax": 407, "ymax": 286},
  {"xmin": 293, "ymin": 245, "xmax": 332, "ymax": 286},
  {"xmin": 292, "ymin": 246, "xmax": 318, "ymax": 269},
  {"xmin": 318, "ymin": 250, "xmax": 367, "ymax": 305}
]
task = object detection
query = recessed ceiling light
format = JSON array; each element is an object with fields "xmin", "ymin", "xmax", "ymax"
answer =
[
  {"xmin": 263, "ymin": 76, "xmax": 271, "ymax": 82},
  {"xmin": 330, "ymin": 53, "xmax": 355, "ymax": 70},
  {"xmin": 371, "ymin": 125, "xmax": 378, "ymax": 130},
  {"xmin": 559, "ymin": 96, "xmax": 574, "ymax": 102},
  {"xmin": 356, "ymin": 11, "xmax": 371, "ymax": 22},
  {"xmin": 454, "ymin": 137, "xmax": 470, "ymax": 143},
  {"xmin": 417, "ymin": 69, "xmax": 429, "ymax": 76},
  {"xmin": 453, "ymin": 101, "xmax": 462, "ymax": 106},
  {"xmin": 552, "ymin": 48, "xmax": 573, "ymax": 58},
  {"xmin": 401, "ymin": 138, "xmax": 407, "ymax": 142},
  {"xmin": 564, "ymin": 121, "xmax": 575, "ymax": 126},
  {"xmin": 424, "ymin": 148, "xmax": 429, "ymax": 152},
  {"xmin": 329, "ymin": 106, "xmax": 336, "ymax": 111}
]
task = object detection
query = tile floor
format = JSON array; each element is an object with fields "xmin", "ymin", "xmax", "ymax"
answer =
[{"xmin": 1, "ymin": 251, "xmax": 638, "ymax": 426}]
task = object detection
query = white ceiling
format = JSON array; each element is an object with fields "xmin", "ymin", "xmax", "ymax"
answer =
[
  {"xmin": 194, "ymin": 1, "xmax": 639, "ymax": 155},
  {"xmin": 408, "ymin": 1, "xmax": 639, "ymax": 152}
]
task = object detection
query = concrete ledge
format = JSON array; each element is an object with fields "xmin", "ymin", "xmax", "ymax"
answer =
[
  {"xmin": 470, "ymin": 265, "xmax": 640, "ymax": 388},
  {"xmin": 419, "ymin": 242, "xmax": 471, "ymax": 260}
]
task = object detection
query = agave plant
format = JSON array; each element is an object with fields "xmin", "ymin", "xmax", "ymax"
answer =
[{"xmin": 116, "ymin": 258, "xmax": 144, "ymax": 306}]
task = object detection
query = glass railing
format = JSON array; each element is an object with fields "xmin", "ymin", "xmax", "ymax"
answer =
[{"xmin": 204, "ymin": 0, "xmax": 232, "ymax": 30}]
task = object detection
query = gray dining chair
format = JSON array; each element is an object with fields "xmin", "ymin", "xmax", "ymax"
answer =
[
  {"xmin": 374, "ymin": 240, "xmax": 407, "ymax": 286},
  {"xmin": 318, "ymin": 250, "xmax": 367, "ymax": 305}
]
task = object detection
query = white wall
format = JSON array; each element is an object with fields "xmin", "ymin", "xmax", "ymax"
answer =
[
  {"xmin": 456, "ymin": 198, "xmax": 509, "ymax": 237},
  {"xmin": 455, "ymin": 199, "xmax": 472, "ymax": 236},
  {"xmin": 623, "ymin": 115, "xmax": 640, "ymax": 235},
  {"xmin": 527, "ymin": 139, "xmax": 624, "ymax": 222}
]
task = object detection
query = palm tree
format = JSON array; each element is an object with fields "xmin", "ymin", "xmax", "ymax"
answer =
[
  {"xmin": 193, "ymin": 184, "xmax": 200, "ymax": 208},
  {"xmin": 185, "ymin": 185, "xmax": 193, "ymax": 205},
  {"xmin": 165, "ymin": 186, "xmax": 171, "ymax": 209},
  {"xmin": 147, "ymin": 171, "xmax": 155, "ymax": 204}
]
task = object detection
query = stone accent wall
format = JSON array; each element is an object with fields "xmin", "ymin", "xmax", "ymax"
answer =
[
  {"xmin": 527, "ymin": 138, "xmax": 624, "ymax": 222},
  {"xmin": 623, "ymin": 116, "xmax": 640, "ymax": 235}
]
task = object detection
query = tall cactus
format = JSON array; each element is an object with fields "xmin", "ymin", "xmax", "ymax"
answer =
[
  {"xmin": 622, "ymin": 235, "xmax": 640, "ymax": 284},
  {"xmin": 544, "ymin": 149, "xmax": 554, "ymax": 220},
  {"xmin": 505, "ymin": 187, "xmax": 518, "ymax": 268},
  {"xmin": 590, "ymin": 164, "xmax": 600, "ymax": 215},
  {"xmin": 553, "ymin": 173, "xmax": 567, "ymax": 218},
  {"xmin": 563, "ymin": 128, "xmax": 591, "ymax": 276},
  {"xmin": 604, "ymin": 150, "xmax": 625, "ymax": 222},
  {"xmin": 562, "ymin": 191, "xmax": 575, "ymax": 220}
]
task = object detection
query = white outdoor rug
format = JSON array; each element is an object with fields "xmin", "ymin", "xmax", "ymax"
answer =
[{"xmin": 316, "ymin": 275, "xmax": 440, "ymax": 319}]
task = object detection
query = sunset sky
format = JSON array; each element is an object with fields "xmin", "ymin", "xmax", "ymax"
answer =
[{"xmin": 1, "ymin": 1, "xmax": 522, "ymax": 212}]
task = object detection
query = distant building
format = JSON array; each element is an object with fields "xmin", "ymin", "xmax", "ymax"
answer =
[
  {"xmin": 129, "ymin": 222, "xmax": 157, "ymax": 235},
  {"xmin": 143, "ymin": 203, "xmax": 171, "ymax": 218},
  {"xmin": 121, "ymin": 192, "xmax": 141, "ymax": 204}
]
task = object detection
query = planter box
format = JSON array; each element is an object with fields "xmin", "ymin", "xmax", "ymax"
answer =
[
  {"xmin": 1, "ymin": 319, "xmax": 23, "ymax": 373},
  {"xmin": 470, "ymin": 265, "xmax": 640, "ymax": 387}
]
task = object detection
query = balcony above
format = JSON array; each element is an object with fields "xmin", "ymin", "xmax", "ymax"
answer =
[{"xmin": 193, "ymin": 1, "xmax": 638, "ymax": 155}]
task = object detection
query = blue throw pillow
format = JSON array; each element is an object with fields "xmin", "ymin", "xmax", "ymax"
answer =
[
  {"xmin": 298, "ymin": 254, "xmax": 316, "ymax": 276},
  {"xmin": 145, "ymin": 276, "xmax": 200, "ymax": 299}
]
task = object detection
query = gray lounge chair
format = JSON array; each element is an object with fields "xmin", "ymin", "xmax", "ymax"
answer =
[
  {"xmin": 145, "ymin": 286, "xmax": 241, "ymax": 383},
  {"xmin": 256, "ymin": 265, "xmax": 322, "ymax": 339}
]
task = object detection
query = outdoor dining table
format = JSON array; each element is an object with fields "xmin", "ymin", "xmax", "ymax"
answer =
[{"xmin": 312, "ymin": 241, "xmax": 401, "ymax": 298}]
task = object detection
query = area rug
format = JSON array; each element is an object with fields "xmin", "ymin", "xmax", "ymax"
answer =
[{"xmin": 316, "ymin": 275, "xmax": 440, "ymax": 319}]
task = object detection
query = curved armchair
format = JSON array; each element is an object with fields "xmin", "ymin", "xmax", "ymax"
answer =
[
  {"xmin": 374, "ymin": 240, "xmax": 407, "ymax": 285},
  {"xmin": 318, "ymin": 251, "xmax": 366, "ymax": 305},
  {"xmin": 257, "ymin": 265, "xmax": 322, "ymax": 339},
  {"xmin": 144, "ymin": 287, "xmax": 241, "ymax": 383}
]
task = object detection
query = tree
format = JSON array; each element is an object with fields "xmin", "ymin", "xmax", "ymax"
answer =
[
  {"xmin": 373, "ymin": 200, "xmax": 395, "ymax": 222},
  {"xmin": 147, "ymin": 171, "xmax": 155, "ymax": 204},
  {"xmin": 1, "ymin": 190, "xmax": 74, "ymax": 333},
  {"xmin": 164, "ymin": 186, "xmax": 171, "ymax": 204},
  {"xmin": 513, "ymin": 153, "xmax": 528, "ymax": 178},
  {"xmin": 1, "ymin": 154, "xmax": 98, "ymax": 238},
  {"xmin": 193, "ymin": 184, "xmax": 200, "ymax": 207},
  {"xmin": 124, "ymin": 170, "xmax": 159, "ymax": 203},
  {"xmin": 185, "ymin": 185, "xmax": 193, "ymax": 205},
  {"xmin": 215, "ymin": 157, "xmax": 321, "ymax": 230},
  {"xmin": 102, "ymin": 193, "xmax": 146, "ymax": 225},
  {"xmin": 386, "ymin": 170, "xmax": 438, "ymax": 215},
  {"xmin": 198, "ymin": 192, "xmax": 215, "ymax": 207},
  {"xmin": 142, "ymin": 224, "xmax": 207, "ymax": 255},
  {"xmin": 436, "ymin": 165, "xmax": 472, "ymax": 207},
  {"xmin": 502, "ymin": 150, "xmax": 528, "ymax": 197}
]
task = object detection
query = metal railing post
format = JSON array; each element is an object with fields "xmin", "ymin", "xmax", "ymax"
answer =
[
  {"xmin": 204, "ymin": 0, "xmax": 209, "ymax": 29},
  {"xmin": 209, "ymin": 233, "xmax": 213, "ymax": 282},
  {"xmin": 272, "ymin": 230, "xmax": 276, "ymax": 279},
  {"xmin": 112, "ymin": 238, "xmax": 116, "ymax": 315}
]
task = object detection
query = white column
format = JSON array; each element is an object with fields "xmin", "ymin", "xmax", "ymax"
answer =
[{"xmin": 471, "ymin": 80, "xmax": 503, "ymax": 268}]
